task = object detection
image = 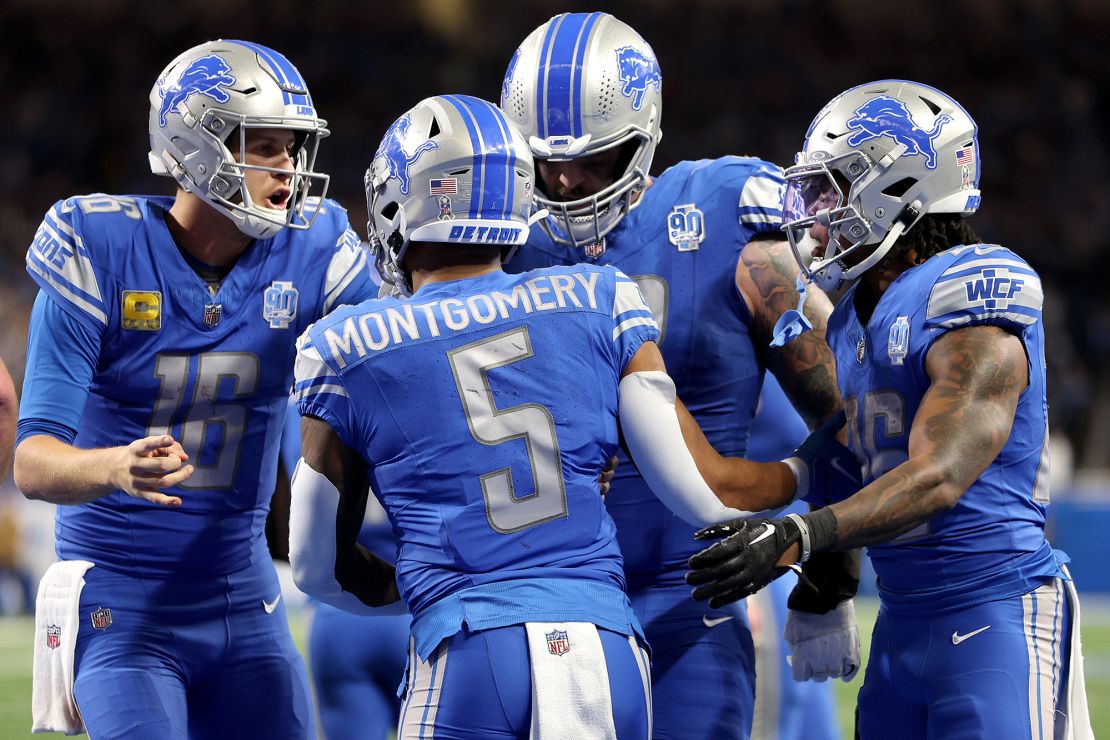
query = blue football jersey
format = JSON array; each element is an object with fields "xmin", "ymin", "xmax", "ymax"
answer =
[
  {"xmin": 508, "ymin": 157, "xmax": 785, "ymax": 587},
  {"xmin": 294, "ymin": 265, "xmax": 658, "ymax": 658},
  {"xmin": 23, "ymin": 193, "xmax": 374, "ymax": 577},
  {"xmin": 826, "ymin": 244, "xmax": 1062, "ymax": 612}
]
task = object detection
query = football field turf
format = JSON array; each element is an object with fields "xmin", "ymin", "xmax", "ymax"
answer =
[{"xmin": 1, "ymin": 597, "xmax": 1107, "ymax": 738}]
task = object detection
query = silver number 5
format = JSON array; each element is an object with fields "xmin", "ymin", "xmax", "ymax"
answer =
[{"xmin": 448, "ymin": 327, "xmax": 568, "ymax": 533}]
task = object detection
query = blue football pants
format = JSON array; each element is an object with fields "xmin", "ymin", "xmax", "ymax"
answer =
[
  {"xmin": 73, "ymin": 556, "xmax": 312, "ymax": 739},
  {"xmin": 858, "ymin": 578, "xmax": 1073, "ymax": 739},
  {"xmin": 309, "ymin": 602, "xmax": 411, "ymax": 740}
]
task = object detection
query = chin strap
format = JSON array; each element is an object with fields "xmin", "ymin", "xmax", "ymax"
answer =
[{"xmin": 770, "ymin": 275, "xmax": 815, "ymax": 347}]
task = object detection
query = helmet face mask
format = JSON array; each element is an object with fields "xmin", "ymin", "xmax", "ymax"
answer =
[
  {"xmin": 501, "ymin": 12, "xmax": 662, "ymax": 250},
  {"xmin": 782, "ymin": 80, "xmax": 981, "ymax": 291},
  {"xmin": 366, "ymin": 95, "xmax": 537, "ymax": 296},
  {"xmin": 148, "ymin": 40, "xmax": 331, "ymax": 240}
]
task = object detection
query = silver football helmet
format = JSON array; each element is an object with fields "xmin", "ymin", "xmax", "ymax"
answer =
[
  {"xmin": 148, "ymin": 40, "xmax": 330, "ymax": 240},
  {"xmin": 783, "ymin": 80, "xmax": 980, "ymax": 291},
  {"xmin": 501, "ymin": 12, "xmax": 662, "ymax": 249},
  {"xmin": 366, "ymin": 95, "xmax": 539, "ymax": 294}
]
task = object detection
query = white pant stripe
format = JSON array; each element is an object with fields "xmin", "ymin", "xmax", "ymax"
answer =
[
  {"xmin": 398, "ymin": 638, "xmax": 450, "ymax": 740},
  {"xmin": 1023, "ymin": 581, "xmax": 1064, "ymax": 740},
  {"xmin": 628, "ymin": 636, "xmax": 652, "ymax": 739}
]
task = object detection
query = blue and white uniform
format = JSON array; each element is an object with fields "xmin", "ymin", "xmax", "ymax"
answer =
[
  {"xmin": 19, "ymin": 193, "xmax": 373, "ymax": 739},
  {"xmin": 827, "ymin": 244, "xmax": 1073, "ymax": 739},
  {"xmin": 509, "ymin": 156, "xmax": 785, "ymax": 739},
  {"xmin": 295, "ymin": 265, "xmax": 657, "ymax": 739}
]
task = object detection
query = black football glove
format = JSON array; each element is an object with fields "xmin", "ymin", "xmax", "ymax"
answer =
[
  {"xmin": 685, "ymin": 516, "xmax": 802, "ymax": 609},
  {"xmin": 786, "ymin": 410, "xmax": 862, "ymax": 508}
]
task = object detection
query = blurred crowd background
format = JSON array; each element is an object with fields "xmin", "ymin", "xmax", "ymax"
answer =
[{"xmin": 0, "ymin": 0, "xmax": 1108, "ymax": 608}]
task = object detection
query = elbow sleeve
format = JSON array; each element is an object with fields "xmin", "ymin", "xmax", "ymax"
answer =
[
  {"xmin": 288, "ymin": 458, "xmax": 381, "ymax": 616},
  {"xmin": 619, "ymin": 371, "xmax": 753, "ymax": 527}
]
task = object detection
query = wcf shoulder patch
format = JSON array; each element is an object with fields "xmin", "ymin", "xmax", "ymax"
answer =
[{"xmin": 121, "ymin": 291, "xmax": 161, "ymax": 330}]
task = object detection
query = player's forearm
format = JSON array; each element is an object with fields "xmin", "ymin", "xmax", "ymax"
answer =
[
  {"xmin": 336, "ymin": 543, "xmax": 401, "ymax": 608},
  {"xmin": 824, "ymin": 455, "xmax": 960, "ymax": 550},
  {"xmin": 676, "ymin": 397, "xmax": 797, "ymax": 511},
  {"xmin": 0, "ymin": 361, "xmax": 16, "ymax": 479},
  {"xmin": 14, "ymin": 435, "xmax": 122, "ymax": 504}
]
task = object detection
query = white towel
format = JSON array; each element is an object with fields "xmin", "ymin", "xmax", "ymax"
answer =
[
  {"xmin": 1058, "ymin": 573, "xmax": 1094, "ymax": 740},
  {"xmin": 525, "ymin": 622, "xmax": 617, "ymax": 740},
  {"xmin": 32, "ymin": 560, "xmax": 94, "ymax": 736}
]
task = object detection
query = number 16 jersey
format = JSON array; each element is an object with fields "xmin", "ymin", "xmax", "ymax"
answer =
[{"xmin": 20, "ymin": 193, "xmax": 374, "ymax": 578}]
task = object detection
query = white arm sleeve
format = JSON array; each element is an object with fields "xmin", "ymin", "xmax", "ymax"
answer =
[
  {"xmin": 288, "ymin": 458, "xmax": 405, "ymax": 616},
  {"xmin": 619, "ymin": 371, "xmax": 754, "ymax": 527}
]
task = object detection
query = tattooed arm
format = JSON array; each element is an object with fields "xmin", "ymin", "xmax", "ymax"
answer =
[
  {"xmin": 826, "ymin": 325, "xmax": 1027, "ymax": 549},
  {"xmin": 735, "ymin": 237, "xmax": 841, "ymax": 429},
  {"xmin": 670, "ymin": 238, "xmax": 842, "ymax": 512}
]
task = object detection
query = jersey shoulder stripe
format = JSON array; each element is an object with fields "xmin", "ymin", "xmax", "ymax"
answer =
[
  {"xmin": 612, "ymin": 270, "xmax": 657, "ymax": 341},
  {"xmin": 26, "ymin": 200, "xmax": 111, "ymax": 326},
  {"xmin": 925, "ymin": 245, "xmax": 1042, "ymax": 330},
  {"xmin": 323, "ymin": 227, "xmax": 368, "ymax": 313}
]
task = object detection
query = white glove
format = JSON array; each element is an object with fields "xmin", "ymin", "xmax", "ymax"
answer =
[{"xmin": 783, "ymin": 599, "xmax": 860, "ymax": 682}]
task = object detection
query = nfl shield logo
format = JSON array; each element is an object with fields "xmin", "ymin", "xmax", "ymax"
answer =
[
  {"xmin": 46, "ymin": 624, "xmax": 61, "ymax": 649},
  {"xmin": 546, "ymin": 629, "xmax": 570, "ymax": 657},
  {"xmin": 90, "ymin": 606, "xmax": 112, "ymax": 631},
  {"xmin": 204, "ymin": 303, "xmax": 223, "ymax": 327},
  {"xmin": 855, "ymin": 335, "xmax": 867, "ymax": 364},
  {"xmin": 583, "ymin": 239, "xmax": 606, "ymax": 260}
]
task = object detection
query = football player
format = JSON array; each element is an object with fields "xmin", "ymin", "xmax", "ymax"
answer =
[
  {"xmin": 687, "ymin": 80, "xmax": 1094, "ymax": 739},
  {"xmin": 288, "ymin": 94, "xmax": 758, "ymax": 738},
  {"xmin": 15, "ymin": 40, "xmax": 375, "ymax": 738},
  {"xmin": 500, "ymin": 13, "xmax": 848, "ymax": 738}
]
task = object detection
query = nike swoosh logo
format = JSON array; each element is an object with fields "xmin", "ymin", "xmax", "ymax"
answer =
[
  {"xmin": 703, "ymin": 615, "xmax": 735, "ymax": 628},
  {"xmin": 262, "ymin": 594, "xmax": 282, "ymax": 614},
  {"xmin": 748, "ymin": 523, "xmax": 776, "ymax": 546},
  {"xmin": 951, "ymin": 625, "xmax": 990, "ymax": 645}
]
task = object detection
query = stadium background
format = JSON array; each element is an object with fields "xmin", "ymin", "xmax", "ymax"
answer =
[{"xmin": 0, "ymin": 0, "xmax": 1106, "ymax": 736}]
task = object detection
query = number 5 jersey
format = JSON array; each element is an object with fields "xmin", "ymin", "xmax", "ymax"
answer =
[{"xmin": 294, "ymin": 265, "xmax": 659, "ymax": 660}]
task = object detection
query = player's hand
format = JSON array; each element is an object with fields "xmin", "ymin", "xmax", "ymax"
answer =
[
  {"xmin": 685, "ymin": 517, "xmax": 802, "ymax": 608},
  {"xmin": 598, "ymin": 456, "xmax": 619, "ymax": 498},
  {"xmin": 784, "ymin": 599, "xmax": 860, "ymax": 682},
  {"xmin": 110, "ymin": 435, "xmax": 193, "ymax": 507},
  {"xmin": 785, "ymin": 410, "xmax": 862, "ymax": 507}
]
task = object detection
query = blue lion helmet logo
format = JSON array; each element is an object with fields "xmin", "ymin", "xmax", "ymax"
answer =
[
  {"xmin": 615, "ymin": 46, "xmax": 661, "ymax": 112},
  {"xmin": 158, "ymin": 54, "xmax": 236, "ymax": 128},
  {"xmin": 377, "ymin": 114, "xmax": 438, "ymax": 196},
  {"xmin": 845, "ymin": 95, "xmax": 952, "ymax": 170},
  {"xmin": 501, "ymin": 47, "xmax": 521, "ymax": 107}
]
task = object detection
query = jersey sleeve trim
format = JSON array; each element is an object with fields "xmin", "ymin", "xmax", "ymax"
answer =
[
  {"xmin": 612, "ymin": 272, "xmax": 659, "ymax": 341},
  {"xmin": 737, "ymin": 164, "xmax": 785, "ymax": 229},
  {"xmin": 323, "ymin": 228, "xmax": 369, "ymax": 313},
  {"xmin": 926, "ymin": 254, "xmax": 1043, "ymax": 330},
  {"xmin": 26, "ymin": 205, "xmax": 109, "ymax": 326}
]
